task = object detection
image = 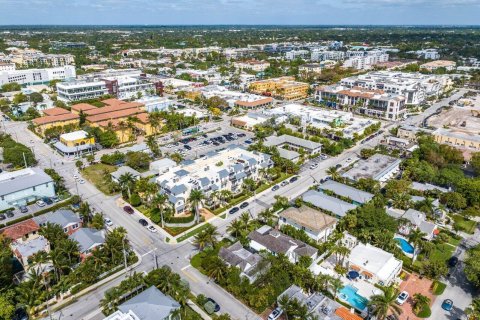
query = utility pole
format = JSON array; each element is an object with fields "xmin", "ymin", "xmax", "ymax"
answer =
[
  {"xmin": 23, "ymin": 152, "xmax": 27, "ymax": 168},
  {"xmin": 122, "ymin": 235, "xmax": 128, "ymax": 272}
]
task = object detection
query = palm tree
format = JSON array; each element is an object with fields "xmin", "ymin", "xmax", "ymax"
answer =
[
  {"xmin": 239, "ymin": 212, "xmax": 250, "ymax": 230},
  {"xmin": 219, "ymin": 189, "xmax": 232, "ymax": 205},
  {"xmin": 242, "ymin": 178, "xmax": 256, "ymax": 193},
  {"xmin": 207, "ymin": 257, "xmax": 227, "ymax": 281},
  {"xmin": 152, "ymin": 194, "xmax": 168, "ymax": 227},
  {"xmin": 329, "ymin": 277, "xmax": 343, "ymax": 299},
  {"xmin": 118, "ymin": 172, "xmax": 135, "ymax": 198},
  {"xmin": 227, "ymin": 219, "xmax": 242, "ymax": 238},
  {"xmin": 202, "ymin": 225, "xmax": 219, "ymax": 247},
  {"xmin": 408, "ymin": 228, "xmax": 426, "ymax": 262},
  {"xmin": 332, "ymin": 245, "xmax": 350, "ymax": 266},
  {"xmin": 170, "ymin": 152, "xmax": 184, "ymax": 164},
  {"xmin": 278, "ymin": 294, "xmax": 292, "ymax": 320},
  {"xmin": 413, "ymin": 293, "xmax": 430, "ymax": 314},
  {"xmin": 193, "ymin": 230, "xmax": 209, "ymax": 251},
  {"xmin": 326, "ymin": 166, "xmax": 340, "ymax": 181},
  {"xmin": 188, "ymin": 189, "xmax": 205, "ymax": 223},
  {"xmin": 368, "ymin": 286, "xmax": 402, "ymax": 320}
]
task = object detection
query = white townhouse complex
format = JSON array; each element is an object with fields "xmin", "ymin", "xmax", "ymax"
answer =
[
  {"xmin": 343, "ymin": 50, "xmax": 389, "ymax": 70},
  {"xmin": 339, "ymin": 71, "xmax": 453, "ymax": 105},
  {"xmin": 156, "ymin": 145, "xmax": 272, "ymax": 214},
  {"xmin": 102, "ymin": 75, "xmax": 155, "ymax": 100},
  {"xmin": 57, "ymin": 80, "xmax": 109, "ymax": 102},
  {"xmin": 0, "ymin": 168, "xmax": 55, "ymax": 210},
  {"xmin": 0, "ymin": 65, "xmax": 76, "ymax": 86},
  {"xmin": 7, "ymin": 48, "xmax": 75, "ymax": 67},
  {"xmin": 315, "ymin": 85, "xmax": 406, "ymax": 120},
  {"xmin": 311, "ymin": 50, "xmax": 345, "ymax": 62},
  {"xmin": 199, "ymin": 85, "xmax": 273, "ymax": 109},
  {"xmin": 233, "ymin": 60, "xmax": 270, "ymax": 72}
]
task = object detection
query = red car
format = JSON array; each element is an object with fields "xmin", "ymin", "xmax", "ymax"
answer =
[{"xmin": 123, "ymin": 206, "xmax": 134, "ymax": 214}]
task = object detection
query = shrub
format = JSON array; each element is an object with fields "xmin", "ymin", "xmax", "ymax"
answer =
[
  {"xmin": 416, "ymin": 304, "xmax": 432, "ymax": 318},
  {"xmin": 432, "ymin": 281, "xmax": 447, "ymax": 295},
  {"xmin": 129, "ymin": 194, "xmax": 142, "ymax": 207}
]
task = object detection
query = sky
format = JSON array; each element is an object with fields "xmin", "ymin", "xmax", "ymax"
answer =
[{"xmin": 1, "ymin": 0, "xmax": 480, "ymax": 25}]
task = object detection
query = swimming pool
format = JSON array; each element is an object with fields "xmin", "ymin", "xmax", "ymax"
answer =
[
  {"xmin": 395, "ymin": 237, "xmax": 414, "ymax": 254},
  {"xmin": 338, "ymin": 285, "xmax": 368, "ymax": 311}
]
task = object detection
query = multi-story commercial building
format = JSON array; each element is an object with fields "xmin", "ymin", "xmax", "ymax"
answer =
[
  {"xmin": 433, "ymin": 128, "xmax": 480, "ymax": 151},
  {"xmin": 343, "ymin": 51, "xmax": 389, "ymax": 70},
  {"xmin": 339, "ymin": 71, "xmax": 453, "ymax": 105},
  {"xmin": 315, "ymin": 85, "xmax": 406, "ymax": 120},
  {"xmin": 420, "ymin": 60, "xmax": 456, "ymax": 72},
  {"xmin": 0, "ymin": 62, "xmax": 15, "ymax": 71},
  {"xmin": 102, "ymin": 75, "xmax": 155, "ymax": 100},
  {"xmin": 57, "ymin": 80, "xmax": 109, "ymax": 102},
  {"xmin": 9, "ymin": 49, "xmax": 75, "ymax": 67},
  {"xmin": 135, "ymin": 96, "xmax": 174, "ymax": 112},
  {"xmin": 249, "ymin": 76, "xmax": 309, "ymax": 100},
  {"xmin": 413, "ymin": 49, "xmax": 440, "ymax": 60},
  {"xmin": 53, "ymin": 130, "xmax": 96, "ymax": 157},
  {"xmin": 199, "ymin": 85, "xmax": 273, "ymax": 109},
  {"xmin": 233, "ymin": 60, "xmax": 270, "ymax": 72},
  {"xmin": 299, "ymin": 63, "xmax": 323, "ymax": 75},
  {"xmin": 285, "ymin": 50, "xmax": 310, "ymax": 60},
  {"xmin": 156, "ymin": 145, "xmax": 272, "ymax": 214},
  {"xmin": 0, "ymin": 65, "xmax": 76, "ymax": 86},
  {"xmin": 0, "ymin": 168, "xmax": 55, "ymax": 210}
]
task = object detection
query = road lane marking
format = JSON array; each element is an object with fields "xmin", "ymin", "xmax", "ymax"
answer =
[{"xmin": 181, "ymin": 265, "xmax": 199, "ymax": 283}]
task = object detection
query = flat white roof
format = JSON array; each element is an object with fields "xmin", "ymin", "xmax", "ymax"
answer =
[
  {"xmin": 349, "ymin": 243, "xmax": 401, "ymax": 282},
  {"xmin": 60, "ymin": 130, "xmax": 88, "ymax": 141}
]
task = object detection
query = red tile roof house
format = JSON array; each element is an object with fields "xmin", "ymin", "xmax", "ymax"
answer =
[{"xmin": 1, "ymin": 219, "xmax": 44, "ymax": 268}]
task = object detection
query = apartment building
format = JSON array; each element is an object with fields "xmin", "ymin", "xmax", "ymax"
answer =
[
  {"xmin": 57, "ymin": 80, "xmax": 109, "ymax": 102},
  {"xmin": 342, "ymin": 154, "xmax": 401, "ymax": 182},
  {"xmin": 299, "ymin": 63, "xmax": 323, "ymax": 75},
  {"xmin": 315, "ymin": 85, "xmax": 406, "ymax": 120},
  {"xmin": 102, "ymin": 75, "xmax": 155, "ymax": 100},
  {"xmin": 420, "ymin": 60, "xmax": 456, "ymax": 72},
  {"xmin": 0, "ymin": 62, "xmax": 15, "ymax": 71},
  {"xmin": 8, "ymin": 49, "xmax": 75, "ymax": 67},
  {"xmin": 200, "ymin": 85, "xmax": 273, "ymax": 109},
  {"xmin": 0, "ymin": 65, "xmax": 76, "ymax": 86},
  {"xmin": 412, "ymin": 49, "xmax": 440, "ymax": 60},
  {"xmin": 311, "ymin": 50, "xmax": 345, "ymax": 61},
  {"xmin": 285, "ymin": 50, "xmax": 310, "ymax": 60},
  {"xmin": 433, "ymin": 128, "xmax": 480, "ymax": 151},
  {"xmin": 233, "ymin": 60, "xmax": 270, "ymax": 72},
  {"xmin": 136, "ymin": 96, "xmax": 174, "ymax": 112},
  {"xmin": 343, "ymin": 51, "xmax": 389, "ymax": 70},
  {"xmin": 264, "ymin": 134, "xmax": 322, "ymax": 161},
  {"xmin": 339, "ymin": 71, "xmax": 453, "ymax": 105},
  {"xmin": 249, "ymin": 76, "xmax": 309, "ymax": 100},
  {"xmin": 156, "ymin": 145, "xmax": 272, "ymax": 214}
]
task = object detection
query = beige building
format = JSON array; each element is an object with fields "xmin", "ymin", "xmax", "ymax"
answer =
[
  {"xmin": 433, "ymin": 128, "xmax": 480, "ymax": 151},
  {"xmin": 420, "ymin": 60, "xmax": 456, "ymax": 72},
  {"xmin": 234, "ymin": 60, "xmax": 270, "ymax": 72},
  {"xmin": 249, "ymin": 76, "xmax": 309, "ymax": 100}
]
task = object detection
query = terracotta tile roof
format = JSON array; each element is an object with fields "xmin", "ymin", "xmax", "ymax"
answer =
[
  {"xmin": 1, "ymin": 219, "xmax": 40, "ymax": 240},
  {"xmin": 33, "ymin": 113, "xmax": 79, "ymax": 125},
  {"xmin": 235, "ymin": 97, "xmax": 273, "ymax": 107},
  {"xmin": 334, "ymin": 307, "xmax": 363, "ymax": 320},
  {"xmin": 84, "ymin": 102, "xmax": 143, "ymax": 116},
  {"xmin": 102, "ymin": 98, "xmax": 143, "ymax": 108},
  {"xmin": 86, "ymin": 108, "xmax": 146, "ymax": 123},
  {"xmin": 135, "ymin": 113, "xmax": 150, "ymax": 124},
  {"xmin": 71, "ymin": 103, "xmax": 97, "ymax": 112},
  {"xmin": 42, "ymin": 107, "xmax": 71, "ymax": 116}
]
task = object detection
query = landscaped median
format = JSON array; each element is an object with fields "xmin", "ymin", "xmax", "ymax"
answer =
[{"xmin": 176, "ymin": 223, "xmax": 213, "ymax": 243}]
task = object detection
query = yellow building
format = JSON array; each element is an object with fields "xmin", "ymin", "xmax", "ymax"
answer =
[
  {"xmin": 54, "ymin": 130, "xmax": 95, "ymax": 156},
  {"xmin": 32, "ymin": 113, "xmax": 80, "ymax": 136},
  {"xmin": 249, "ymin": 76, "xmax": 309, "ymax": 100},
  {"xmin": 184, "ymin": 89, "xmax": 202, "ymax": 101},
  {"xmin": 433, "ymin": 128, "xmax": 480, "ymax": 151}
]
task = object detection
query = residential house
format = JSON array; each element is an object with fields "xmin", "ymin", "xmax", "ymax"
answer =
[
  {"xmin": 264, "ymin": 134, "xmax": 322, "ymax": 162},
  {"xmin": 387, "ymin": 208, "xmax": 438, "ymax": 241},
  {"xmin": 302, "ymin": 190, "xmax": 357, "ymax": 218},
  {"xmin": 278, "ymin": 206, "xmax": 337, "ymax": 243},
  {"xmin": 111, "ymin": 166, "xmax": 141, "ymax": 183},
  {"xmin": 1, "ymin": 219, "xmax": 40, "ymax": 243},
  {"xmin": 248, "ymin": 225, "xmax": 318, "ymax": 263},
  {"xmin": 69, "ymin": 228, "xmax": 105, "ymax": 260},
  {"xmin": 0, "ymin": 167, "xmax": 55, "ymax": 210},
  {"xmin": 33, "ymin": 209, "xmax": 83, "ymax": 235},
  {"xmin": 149, "ymin": 158, "xmax": 177, "ymax": 174},
  {"xmin": 219, "ymin": 241, "xmax": 268, "ymax": 283},
  {"xmin": 103, "ymin": 286, "xmax": 180, "ymax": 320},
  {"xmin": 318, "ymin": 180, "xmax": 373, "ymax": 205}
]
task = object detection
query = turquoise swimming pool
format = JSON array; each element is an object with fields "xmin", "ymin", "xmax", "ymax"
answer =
[
  {"xmin": 395, "ymin": 237, "xmax": 414, "ymax": 254},
  {"xmin": 338, "ymin": 285, "xmax": 368, "ymax": 311}
]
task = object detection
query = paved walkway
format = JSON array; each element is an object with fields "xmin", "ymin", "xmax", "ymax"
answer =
[{"xmin": 398, "ymin": 273, "xmax": 435, "ymax": 320}]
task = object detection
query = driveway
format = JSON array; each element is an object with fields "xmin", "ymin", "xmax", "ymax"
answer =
[{"xmin": 398, "ymin": 273, "xmax": 435, "ymax": 320}]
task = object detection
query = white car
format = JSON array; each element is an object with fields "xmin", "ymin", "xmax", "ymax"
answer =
[
  {"xmin": 79, "ymin": 179, "xmax": 85, "ymax": 184},
  {"xmin": 104, "ymin": 218, "xmax": 113, "ymax": 227},
  {"xmin": 147, "ymin": 225, "xmax": 157, "ymax": 233},
  {"xmin": 268, "ymin": 308, "xmax": 283, "ymax": 320},
  {"xmin": 310, "ymin": 163, "xmax": 318, "ymax": 170},
  {"xmin": 73, "ymin": 174, "xmax": 79, "ymax": 179},
  {"xmin": 396, "ymin": 291, "xmax": 409, "ymax": 305},
  {"xmin": 36, "ymin": 200, "xmax": 46, "ymax": 207},
  {"xmin": 320, "ymin": 154, "xmax": 328, "ymax": 160}
]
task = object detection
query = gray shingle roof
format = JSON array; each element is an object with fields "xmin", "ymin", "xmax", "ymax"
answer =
[
  {"xmin": 264, "ymin": 134, "xmax": 322, "ymax": 151},
  {"xmin": 111, "ymin": 166, "xmax": 141, "ymax": 180},
  {"xmin": 218, "ymin": 169, "xmax": 229, "ymax": 179},
  {"xmin": 319, "ymin": 180, "xmax": 373, "ymax": 204},
  {"xmin": 174, "ymin": 169, "xmax": 189, "ymax": 177},
  {"xmin": 118, "ymin": 286, "xmax": 180, "ymax": 320},
  {"xmin": 302, "ymin": 190, "xmax": 356, "ymax": 217},
  {"xmin": 170, "ymin": 184, "xmax": 187, "ymax": 196},
  {"xmin": 34, "ymin": 209, "xmax": 81, "ymax": 228},
  {"xmin": 69, "ymin": 228, "xmax": 105, "ymax": 253}
]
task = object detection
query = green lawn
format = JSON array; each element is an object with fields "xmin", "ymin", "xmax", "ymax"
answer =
[
  {"xmin": 82, "ymin": 163, "xmax": 117, "ymax": 195},
  {"xmin": 164, "ymin": 226, "xmax": 192, "ymax": 236},
  {"xmin": 452, "ymin": 215, "xmax": 477, "ymax": 234},
  {"xmin": 176, "ymin": 223, "xmax": 212, "ymax": 243},
  {"xmin": 432, "ymin": 280, "xmax": 447, "ymax": 295},
  {"xmin": 429, "ymin": 243, "xmax": 455, "ymax": 263}
]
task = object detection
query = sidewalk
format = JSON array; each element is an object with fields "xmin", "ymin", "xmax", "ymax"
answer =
[{"xmin": 187, "ymin": 300, "xmax": 212, "ymax": 320}]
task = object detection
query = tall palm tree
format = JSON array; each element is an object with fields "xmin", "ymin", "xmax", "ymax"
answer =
[
  {"xmin": 152, "ymin": 194, "xmax": 168, "ymax": 227},
  {"xmin": 207, "ymin": 257, "xmax": 226, "ymax": 281},
  {"xmin": 239, "ymin": 212, "xmax": 250, "ymax": 231},
  {"xmin": 278, "ymin": 294, "xmax": 292, "ymax": 320},
  {"xmin": 408, "ymin": 228, "xmax": 426, "ymax": 262},
  {"xmin": 329, "ymin": 277, "xmax": 343, "ymax": 299},
  {"xmin": 118, "ymin": 172, "xmax": 135, "ymax": 198},
  {"xmin": 227, "ymin": 219, "xmax": 242, "ymax": 238},
  {"xmin": 465, "ymin": 298, "xmax": 480, "ymax": 320},
  {"xmin": 193, "ymin": 231, "xmax": 209, "ymax": 251},
  {"xmin": 368, "ymin": 286, "xmax": 402, "ymax": 320},
  {"xmin": 219, "ymin": 189, "xmax": 232, "ymax": 205},
  {"xmin": 202, "ymin": 225, "xmax": 219, "ymax": 247},
  {"xmin": 326, "ymin": 166, "xmax": 340, "ymax": 181},
  {"xmin": 188, "ymin": 189, "xmax": 204, "ymax": 223}
]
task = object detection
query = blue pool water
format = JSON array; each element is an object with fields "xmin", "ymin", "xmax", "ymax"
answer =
[
  {"xmin": 395, "ymin": 237, "xmax": 415, "ymax": 254},
  {"xmin": 338, "ymin": 285, "xmax": 368, "ymax": 311}
]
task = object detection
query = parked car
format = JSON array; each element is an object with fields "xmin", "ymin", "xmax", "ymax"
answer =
[
  {"xmin": 442, "ymin": 299, "xmax": 454, "ymax": 311},
  {"xmin": 147, "ymin": 225, "xmax": 157, "ymax": 233},
  {"xmin": 239, "ymin": 202, "xmax": 249, "ymax": 209},
  {"xmin": 309, "ymin": 163, "xmax": 318, "ymax": 170},
  {"xmin": 184, "ymin": 144, "xmax": 192, "ymax": 150},
  {"xmin": 448, "ymin": 256, "xmax": 459, "ymax": 267},
  {"xmin": 51, "ymin": 196, "xmax": 60, "ymax": 203},
  {"xmin": 229, "ymin": 207, "xmax": 239, "ymax": 214},
  {"xmin": 320, "ymin": 154, "xmax": 328, "ymax": 160},
  {"xmin": 206, "ymin": 298, "xmax": 220, "ymax": 313},
  {"xmin": 5, "ymin": 210, "xmax": 14, "ymax": 218},
  {"xmin": 396, "ymin": 291, "xmax": 409, "ymax": 305},
  {"xmin": 19, "ymin": 206, "xmax": 28, "ymax": 213},
  {"xmin": 138, "ymin": 219, "xmax": 148, "ymax": 227},
  {"xmin": 289, "ymin": 176, "xmax": 299, "ymax": 183},
  {"xmin": 36, "ymin": 200, "xmax": 46, "ymax": 207},
  {"xmin": 104, "ymin": 218, "xmax": 113, "ymax": 227},
  {"xmin": 280, "ymin": 180, "xmax": 289, "ymax": 187},
  {"xmin": 79, "ymin": 179, "xmax": 86, "ymax": 184},
  {"xmin": 123, "ymin": 206, "xmax": 134, "ymax": 214},
  {"xmin": 0, "ymin": 214, "xmax": 5, "ymax": 221},
  {"xmin": 42, "ymin": 197, "xmax": 53, "ymax": 205},
  {"xmin": 268, "ymin": 308, "xmax": 283, "ymax": 320},
  {"xmin": 272, "ymin": 185, "xmax": 280, "ymax": 191},
  {"xmin": 244, "ymin": 140, "xmax": 252, "ymax": 144}
]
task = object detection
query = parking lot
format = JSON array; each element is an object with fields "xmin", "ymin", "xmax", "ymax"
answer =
[
  {"xmin": 160, "ymin": 127, "xmax": 254, "ymax": 160},
  {"xmin": 0, "ymin": 196, "xmax": 62, "ymax": 225}
]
